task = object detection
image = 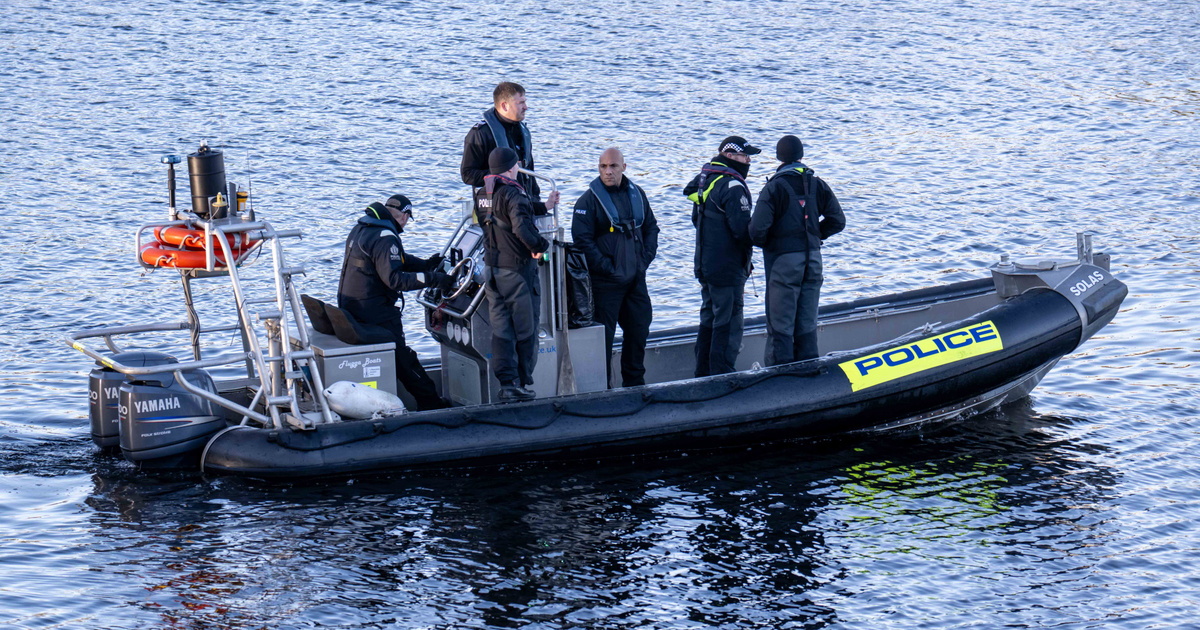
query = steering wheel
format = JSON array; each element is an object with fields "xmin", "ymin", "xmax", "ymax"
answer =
[{"xmin": 442, "ymin": 257, "xmax": 475, "ymax": 301}]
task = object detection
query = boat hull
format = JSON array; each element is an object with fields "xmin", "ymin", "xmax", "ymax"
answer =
[{"xmin": 202, "ymin": 285, "xmax": 1096, "ymax": 478}]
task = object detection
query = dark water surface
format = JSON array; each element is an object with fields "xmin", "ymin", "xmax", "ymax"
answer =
[{"xmin": 2, "ymin": 0, "xmax": 1198, "ymax": 627}]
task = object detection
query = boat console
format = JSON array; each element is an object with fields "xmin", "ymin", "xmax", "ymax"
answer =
[{"xmin": 415, "ymin": 171, "xmax": 608, "ymax": 406}]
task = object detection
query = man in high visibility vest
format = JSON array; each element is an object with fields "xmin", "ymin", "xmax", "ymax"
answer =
[{"xmin": 683, "ymin": 136, "xmax": 760, "ymax": 377}]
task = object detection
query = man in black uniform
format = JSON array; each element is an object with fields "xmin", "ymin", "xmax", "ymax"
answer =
[
  {"xmin": 461, "ymin": 82, "xmax": 559, "ymax": 219},
  {"xmin": 337, "ymin": 194, "xmax": 454, "ymax": 410},
  {"xmin": 480, "ymin": 148, "xmax": 552, "ymax": 401},
  {"xmin": 683, "ymin": 136, "xmax": 760, "ymax": 377},
  {"xmin": 750, "ymin": 135, "xmax": 846, "ymax": 365},
  {"xmin": 571, "ymin": 147, "xmax": 660, "ymax": 388}
]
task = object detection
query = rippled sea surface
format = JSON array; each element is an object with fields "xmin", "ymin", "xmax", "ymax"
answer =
[{"xmin": 1, "ymin": 0, "xmax": 1198, "ymax": 627}]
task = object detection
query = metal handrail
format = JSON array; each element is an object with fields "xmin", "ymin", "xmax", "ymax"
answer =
[
  {"xmin": 517, "ymin": 167, "xmax": 558, "ymax": 230},
  {"xmin": 67, "ymin": 330, "xmax": 256, "ymax": 376},
  {"xmin": 172, "ymin": 369, "xmax": 271, "ymax": 425}
]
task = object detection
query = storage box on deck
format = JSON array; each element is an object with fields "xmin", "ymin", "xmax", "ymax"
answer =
[{"xmin": 299, "ymin": 330, "xmax": 397, "ymax": 398}]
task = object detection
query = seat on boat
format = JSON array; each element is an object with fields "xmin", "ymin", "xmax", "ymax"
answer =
[
  {"xmin": 323, "ymin": 303, "xmax": 395, "ymax": 346},
  {"xmin": 301, "ymin": 294, "xmax": 335, "ymax": 335}
]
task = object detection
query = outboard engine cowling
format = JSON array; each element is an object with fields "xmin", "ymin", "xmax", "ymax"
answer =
[
  {"xmin": 118, "ymin": 366, "xmax": 223, "ymax": 468},
  {"xmin": 89, "ymin": 351, "xmax": 178, "ymax": 448}
]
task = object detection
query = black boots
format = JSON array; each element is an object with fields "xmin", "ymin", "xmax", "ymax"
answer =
[{"xmin": 498, "ymin": 382, "xmax": 536, "ymax": 402}]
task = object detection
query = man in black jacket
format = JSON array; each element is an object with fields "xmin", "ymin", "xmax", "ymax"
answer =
[
  {"xmin": 571, "ymin": 147, "xmax": 660, "ymax": 387},
  {"xmin": 461, "ymin": 82, "xmax": 559, "ymax": 220},
  {"xmin": 338, "ymin": 195, "xmax": 454, "ymax": 410},
  {"xmin": 750, "ymin": 136, "xmax": 846, "ymax": 365},
  {"xmin": 683, "ymin": 136, "xmax": 760, "ymax": 377},
  {"xmin": 480, "ymin": 148, "xmax": 553, "ymax": 401}
]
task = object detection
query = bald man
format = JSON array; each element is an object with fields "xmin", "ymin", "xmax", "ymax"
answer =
[{"xmin": 571, "ymin": 148, "xmax": 660, "ymax": 388}]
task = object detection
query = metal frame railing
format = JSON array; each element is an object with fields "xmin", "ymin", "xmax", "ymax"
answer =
[{"xmin": 70, "ymin": 216, "xmax": 336, "ymax": 430}]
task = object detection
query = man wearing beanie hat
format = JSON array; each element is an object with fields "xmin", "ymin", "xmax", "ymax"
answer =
[
  {"xmin": 749, "ymin": 135, "xmax": 845, "ymax": 366},
  {"xmin": 480, "ymin": 147, "xmax": 551, "ymax": 401},
  {"xmin": 461, "ymin": 82, "xmax": 559, "ymax": 223},
  {"xmin": 683, "ymin": 135, "xmax": 761, "ymax": 377},
  {"xmin": 337, "ymin": 195, "xmax": 454, "ymax": 410}
]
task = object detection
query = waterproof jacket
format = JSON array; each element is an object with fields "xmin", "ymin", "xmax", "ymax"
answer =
[
  {"xmin": 750, "ymin": 162, "xmax": 845, "ymax": 256},
  {"xmin": 481, "ymin": 175, "xmax": 550, "ymax": 269},
  {"xmin": 337, "ymin": 211, "xmax": 438, "ymax": 324},
  {"xmin": 571, "ymin": 175, "xmax": 660, "ymax": 288},
  {"xmin": 461, "ymin": 107, "xmax": 546, "ymax": 213},
  {"xmin": 684, "ymin": 157, "xmax": 753, "ymax": 286}
]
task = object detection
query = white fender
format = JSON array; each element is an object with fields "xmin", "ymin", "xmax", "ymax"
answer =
[{"xmin": 323, "ymin": 381, "xmax": 406, "ymax": 419}]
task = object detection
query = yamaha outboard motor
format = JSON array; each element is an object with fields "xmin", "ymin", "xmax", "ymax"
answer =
[
  {"xmin": 88, "ymin": 351, "xmax": 178, "ymax": 448},
  {"xmin": 187, "ymin": 141, "xmax": 227, "ymax": 219},
  {"xmin": 118, "ymin": 366, "xmax": 223, "ymax": 468}
]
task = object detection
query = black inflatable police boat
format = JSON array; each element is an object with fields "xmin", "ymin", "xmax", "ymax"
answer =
[{"xmin": 69, "ymin": 147, "xmax": 1127, "ymax": 479}]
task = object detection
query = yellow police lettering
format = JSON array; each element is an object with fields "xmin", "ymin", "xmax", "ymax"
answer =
[{"xmin": 839, "ymin": 321, "xmax": 1004, "ymax": 392}]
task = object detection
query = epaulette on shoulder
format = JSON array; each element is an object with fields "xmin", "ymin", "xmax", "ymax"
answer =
[{"xmin": 473, "ymin": 119, "xmax": 487, "ymax": 128}]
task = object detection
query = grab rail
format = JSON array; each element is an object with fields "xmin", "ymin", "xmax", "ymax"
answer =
[{"xmin": 518, "ymin": 167, "xmax": 558, "ymax": 231}]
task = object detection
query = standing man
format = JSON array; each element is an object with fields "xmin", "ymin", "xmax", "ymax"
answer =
[
  {"xmin": 750, "ymin": 135, "xmax": 845, "ymax": 365},
  {"xmin": 683, "ymin": 136, "xmax": 760, "ymax": 377},
  {"xmin": 571, "ymin": 147, "xmax": 660, "ymax": 388},
  {"xmin": 461, "ymin": 82, "xmax": 559, "ymax": 219},
  {"xmin": 480, "ymin": 148, "xmax": 552, "ymax": 401},
  {"xmin": 337, "ymin": 194, "xmax": 454, "ymax": 410}
]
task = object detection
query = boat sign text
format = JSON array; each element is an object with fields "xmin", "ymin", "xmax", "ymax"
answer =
[{"xmin": 839, "ymin": 321, "xmax": 1004, "ymax": 392}]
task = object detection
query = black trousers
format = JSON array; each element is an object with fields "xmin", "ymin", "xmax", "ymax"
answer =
[
  {"xmin": 763, "ymin": 251, "xmax": 823, "ymax": 366},
  {"xmin": 592, "ymin": 273, "xmax": 652, "ymax": 387},
  {"xmin": 485, "ymin": 263, "xmax": 541, "ymax": 386},
  {"xmin": 376, "ymin": 316, "xmax": 445, "ymax": 411},
  {"xmin": 695, "ymin": 278, "xmax": 745, "ymax": 377}
]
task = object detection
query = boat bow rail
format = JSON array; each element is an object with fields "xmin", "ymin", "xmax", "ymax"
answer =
[{"xmin": 990, "ymin": 232, "xmax": 1125, "ymax": 348}]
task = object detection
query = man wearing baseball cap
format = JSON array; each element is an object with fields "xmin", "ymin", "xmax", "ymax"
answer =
[
  {"xmin": 683, "ymin": 135, "xmax": 761, "ymax": 377},
  {"xmin": 750, "ymin": 135, "xmax": 845, "ymax": 365},
  {"xmin": 337, "ymin": 194, "xmax": 454, "ymax": 410}
]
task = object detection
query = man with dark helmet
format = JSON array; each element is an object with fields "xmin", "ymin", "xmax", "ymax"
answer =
[
  {"xmin": 750, "ymin": 135, "xmax": 846, "ymax": 365},
  {"xmin": 571, "ymin": 147, "xmax": 659, "ymax": 388},
  {"xmin": 480, "ymin": 147, "xmax": 552, "ymax": 401},
  {"xmin": 337, "ymin": 194, "xmax": 454, "ymax": 410},
  {"xmin": 683, "ymin": 136, "xmax": 760, "ymax": 377},
  {"xmin": 461, "ymin": 81, "xmax": 560, "ymax": 221}
]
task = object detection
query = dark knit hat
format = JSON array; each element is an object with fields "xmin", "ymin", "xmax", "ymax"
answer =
[
  {"xmin": 489, "ymin": 147, "xmax": 519, "ymax": 174},
  {"xmin": 385, "ymin": 194, "xmax": 413, "ymax": 217},
  {"xmin": 718, "ymin": 135, "xmax": 762, "ymax": 156},
  {"xmin": 776, "ymin": 135, "xmax": 804, "ymax": 163}
]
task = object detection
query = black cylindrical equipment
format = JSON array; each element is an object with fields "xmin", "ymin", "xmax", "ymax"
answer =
[
  {"xmin": 187, "ymin": 144, "xmax": 227, "ymax": 218},
  {"xmin": 88, "ymin": 351, "xmax": 178, "ymax": 448}
]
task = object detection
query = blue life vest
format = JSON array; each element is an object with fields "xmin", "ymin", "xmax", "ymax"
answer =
[
  {"xmin": 482, "ymin": 108, "xmax": 532, "ymax": 166},
  {"xmin": 587, "ymin": 177, "xmax": 645, "ymax": 232}
]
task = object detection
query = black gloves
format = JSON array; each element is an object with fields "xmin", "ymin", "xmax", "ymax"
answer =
[
  {"xmin": 428, "ymin": 271, "xmax": 455, "ymax": 293},
  {"xmin": 427, "ymin": 253, "xmax": 445, "ymax": 270}
]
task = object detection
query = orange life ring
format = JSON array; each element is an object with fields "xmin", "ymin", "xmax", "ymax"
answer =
[
  {"xmin": 140, "ymin": 240, "xmax": 253, "ymax": 269},
  {"xmin": 154, "ymin": 226, "xmax": 259, "ymax": 252}
]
